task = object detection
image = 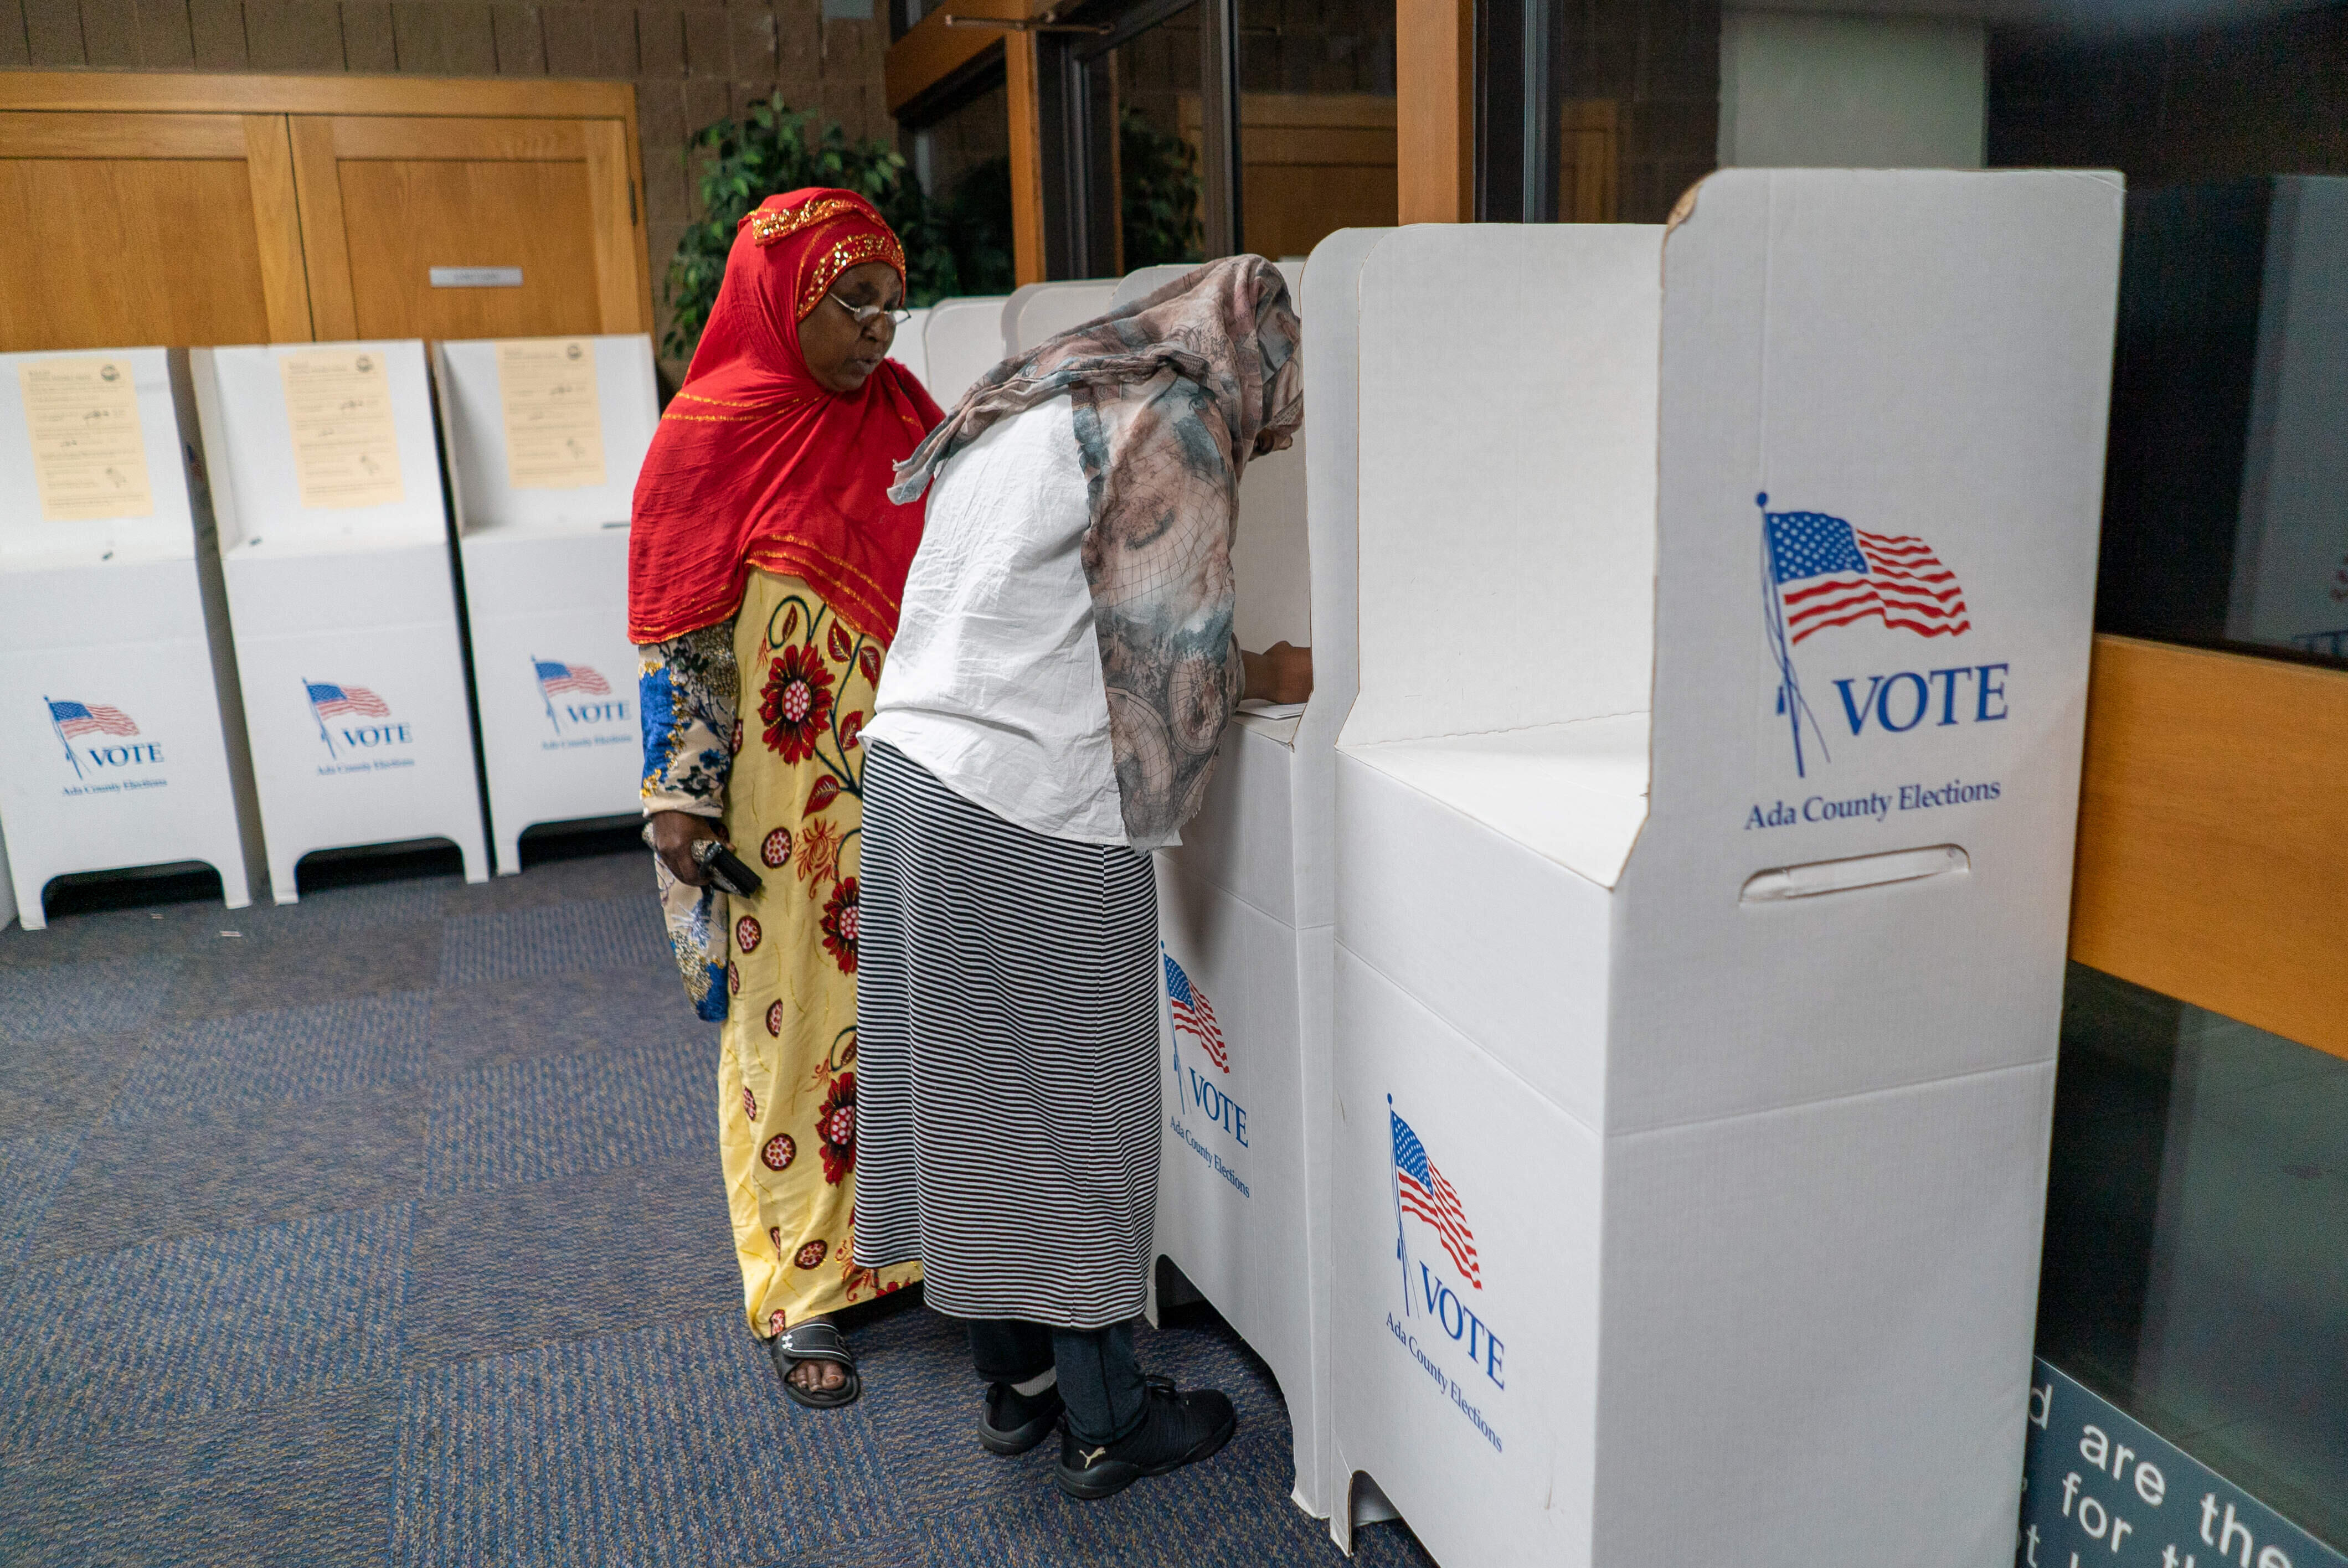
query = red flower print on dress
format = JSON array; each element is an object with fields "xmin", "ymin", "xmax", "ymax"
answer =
[
  {"xmin": 735, "ymin": 915, "xmax": 761, "ymax": 954},
  {"xmin": 769, "ymin": 1225, "xmax": 783, "ymax": 1259},
  {"xmin": 730, "ymin": 719, "xmax": 744, "ymax": 756},
  {"xmin": 727, "ymin": 961, "xmax": 741, "ymax": 995},
  {"xmin": 767, "ymin": 1309, "xmax": 787, "ymax": 1335},
  {"xmin": 760, "ymin": 827, "xmax": 791, "ymax": 869},
  {"xmin": 742, "ymin": 1087, "xmax": 756, "ymax": 1120},
  {"xmin": 820, "ymin": 878, "xmax": 859, "ymax": 974},
  {"xmin": 816, "ymin": 1070, "xmax": 856, "ymax": 1184},
  {"xmin": 761, "ymin": 1132, "xmax": 796, "ymax": 1171},
  {"xmin": 765, "ymin": 999, "xmax": 785, "ymax": 1037},
  {"xmin": 795, "ymin": 1239, "xmax": 829, "ymax": 1270},
  {"xmin": 796, "ymin": 818, "xmax": 841, "ymax": 896},
  {"xmin": 760, "ymin": 643, "xmax": 835, "ymax": 762}
]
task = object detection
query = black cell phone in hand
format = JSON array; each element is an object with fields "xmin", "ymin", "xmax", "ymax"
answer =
[{"xmin": 694, "ymin": 839, "xmax": 766, "ymax": 899}]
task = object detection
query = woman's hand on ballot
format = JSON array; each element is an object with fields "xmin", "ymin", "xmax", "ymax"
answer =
[
  {"xmin": 1242, "ymin": 642, "xmax": 1314, "ymax": 705},
  {"xmin": 650, "ymin": 810, "xmax": 723, "ymax": 887}
]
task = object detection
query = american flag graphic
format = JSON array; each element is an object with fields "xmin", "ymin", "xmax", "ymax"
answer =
[
  {"xmin": 1765, "ymin": 509, "xmax": 1971, "ymax": 644},
  {"xmin": 306, "ymin": 682, "xmax": 389, "ymax": 718},
  {"xmin": 534, "ymin": 659, "xmax": 611, "ymax": 696},
  {"xmin": 1163, "ymin": 953, "xmax": 1228, "ymax": 1072},
  {"xmin": 47, "ymin": 700, "xmax": 138, "ymax": 737},
  {"xmin": 1392, "ymin": 1110, "xmax": 1480, "ymax": 1289}
]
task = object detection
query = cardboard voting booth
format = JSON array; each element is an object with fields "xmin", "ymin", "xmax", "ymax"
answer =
[
  {"xmin": 433, "ymin": 335, "xmax": 658, "ymax": 872},
  {"xmin": 0, "ymin": 347, "xmax": 259, "ymax": 927},
  {"xmin": 192, "ymin": 339, "xmax": 488, "ymax": 899},
  {"xmin": 918, "ymin": 296, "xmax": 1011, "ymax": 406},
  {"xmin": 1326, "ymin": 172, "xmax": 2122, "ymax": 1565},
  {"xmin": 1118, "ymin": 245, "xmax": 1373, "ymax": 1525},
  {"xmin": 889, "ymin": 306, "xmax": 933, "ymax": 396},
  {"xmin": 1002, "ymin": 280, "xmax": 1120, "ymax": 354}
]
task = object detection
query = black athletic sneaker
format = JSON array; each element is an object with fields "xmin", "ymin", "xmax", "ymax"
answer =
[
  {"xmin": 1054, "ymin": 1376, "xmax": 1237, "ymax": 1500},
  {"xmin": 979, "ymin": 1380, "xmax": 1065, "ymax": 1456}
]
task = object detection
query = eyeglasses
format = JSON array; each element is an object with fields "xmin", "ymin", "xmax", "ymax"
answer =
[{"xmin": 829, "ymin": 293, "xmax": 912, "ymax": 332}]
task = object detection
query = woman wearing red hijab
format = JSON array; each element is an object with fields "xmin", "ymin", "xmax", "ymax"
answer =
[{"xmin": 631, "ymin": 188, "xmax": 942, "ymax": 1407}]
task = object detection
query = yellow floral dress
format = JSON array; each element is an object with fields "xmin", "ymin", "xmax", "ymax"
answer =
[{"xmin": 640, "ymin": 568, "xmax": 920, "ymax": 1335}]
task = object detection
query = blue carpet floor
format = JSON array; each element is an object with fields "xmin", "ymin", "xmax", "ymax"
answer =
[{"xmin": 0, "ymin": 843, "xmax": 1437, "ymax": 1567}]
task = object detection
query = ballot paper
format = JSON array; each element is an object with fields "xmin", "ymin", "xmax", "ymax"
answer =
[
  {"xmin": 17, "ymin": 357, "xmax": 153, "ymax": 522},
  {"xmin": 280, "ymin": 349, "xmax": 404, "ymax": 510},
  {"xmin": 496, "ymin": 338, "xmax": 606, "ymax": 490}
]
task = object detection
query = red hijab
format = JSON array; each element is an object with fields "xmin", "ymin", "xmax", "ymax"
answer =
[{"xmin": 627, "ymin": 189, "xmax": 945, "ymax": 646}]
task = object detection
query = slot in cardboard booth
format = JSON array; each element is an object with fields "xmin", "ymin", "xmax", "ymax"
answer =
[
  {"xmin": 1327, "ymin": 172, "xmax": 2122, "ymax": 1565},
  {"xmin": 192, "ymin": 339, "xmax": 490, "ymax": 899},
  {"xmin": 432, "ymin": 335, "xmax": 660, "ymax": 871},
  {"xmin": 916, "ymin": 296, "xmax": 1011, "ymax": 406},
  {"xmin": 0, "ymin": 347, "xmax": 259, "ymax": 927},
  {"xmin": 1116, "ymin": 245, "xmax": 1370, "ymax": 1525}
]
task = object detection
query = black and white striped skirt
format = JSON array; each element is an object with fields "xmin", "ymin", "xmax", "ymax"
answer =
[{"xmin": 852, "ymin": 740, "xmax": 1161, "ymax": 1328}]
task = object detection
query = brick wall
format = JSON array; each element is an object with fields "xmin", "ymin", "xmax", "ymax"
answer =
[{"xmin": 0, "ymin": 0, "xmax": 892, "ymax": 374}]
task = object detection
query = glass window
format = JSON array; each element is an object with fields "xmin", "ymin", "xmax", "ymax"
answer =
[
  {"xmin": 2038, "ymin": 963, "xmax": 2348, "ymax": 1548},
  {"xmin": 910, "ymin": 80, "xmax": 1017, "ymax": 297},
  {"xmin": 1227, "ymin": 0, "xmax": 1397, "ymax": 260},
  {"xmin": 1990, "ymin": 14, "xmax": 2348, "ymax": 672}
]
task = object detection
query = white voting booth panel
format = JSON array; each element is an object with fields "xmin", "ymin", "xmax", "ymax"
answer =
[
  {"xmin": 1328, "ymin": 172, "xmax": 2122, "ymax": 1565},
  {"xmin": 434, "ymin": 335, "xmax": 658, "ymax": 872},
  {"xmin": 1002, "ymin": 280, "xmax": 1120, "ymax": 354},
  {"xmin": 0, "ymin": 347, "xmax": 258, "ymax": 927},
  {"xmin": 1120, "ymin": 245, "xmax": 1371, "ymax": 1525},
  {"xmin": 918, "ymin": 296, "xmax": 1011, "ymax": 406},
  {"xmin": 193, "ymin": 339, "xmax": 488, "ymax": 899},
  {"xmin": 889, "ymin": 306, "xmax": 933, "ymax": 397}
]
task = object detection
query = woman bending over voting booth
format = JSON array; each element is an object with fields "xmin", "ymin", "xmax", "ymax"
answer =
[
  {"xmin": 1106, "ymin": 243, "xmax": 1369, "ymax": 1526},
  {"xmin": 629, "ymin": 188, "xmax": 941, "ymax": 1409},
  {"xmin": 1326, "ymin": 172, "xmax": 2122, "ymax": 1565},
  {"xmin": 855, "ymin": 257, "xmax": 1309, "ymax": 1501}
]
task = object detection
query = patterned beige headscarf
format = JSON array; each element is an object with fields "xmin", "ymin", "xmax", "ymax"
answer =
[{"xmin": 890, "ymin": 255, "xmax": 1304, "ymax": 848}]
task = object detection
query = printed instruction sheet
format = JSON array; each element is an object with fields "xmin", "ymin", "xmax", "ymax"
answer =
[
  {"xmin": 17, "ymin": 357, "xmax": 153, "ymax": 522},
  {"xmin": 280, "ymin": 349, "xmax": 404, "ymax": 510},
  {"xmin": 496, "ymin": 338, "xmax": 606, "ymax": 490}
]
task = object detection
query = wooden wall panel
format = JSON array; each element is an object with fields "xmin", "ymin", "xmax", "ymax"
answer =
[
  {"xmin": 0, "ymin": 75, "xmax": 653, "ymax": 348},
  {"xmin": 0, "ymin": 154, "xmax": 275, "ymax": 350},
  {"xmin": 1395, "ymin": 0, "xmax": 1471, "ymax": 224},
  {"xmin": 338, "ymin": 157, "xmax": 602, "ymax": 338},
  {"xmin": 287, "ymin": 111, "xmax": 359, "ymax": 339},
  {"xmin": 0, "ymin": 107, "xmax": 293, "ymax": 351},
  {"xmin": 241, "ymin": 112, "xmax": 316, "ymax": 340},
  {"xmin": 2069, "ymin": 635, "xmax": 2348, "ymax": 1059},
  {"xmin": 584, "ymin": 115, "xmax": 649, "ymax": 332},
  {"xmin": 1003, "ymin": 28, "xmax": 1045, "ymax": 287}
]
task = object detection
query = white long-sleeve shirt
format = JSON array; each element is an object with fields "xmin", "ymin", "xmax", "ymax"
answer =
[{"xmin": 864, "ymin": 395, "xmax": 1131, "ymax": 844}]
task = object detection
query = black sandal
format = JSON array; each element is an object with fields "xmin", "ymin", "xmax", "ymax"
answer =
[{"xmin": 770, "ymin": 1319, "xmax": 861, "ymax": 1409}]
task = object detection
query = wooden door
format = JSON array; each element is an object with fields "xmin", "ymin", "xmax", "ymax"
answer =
[
  {"xmin": 0, "ymin": 110, "xmax": 310, "ymax": 350},
  {"xmin": 0, "ymin": 74, "xmax": 650, "ymax": 353},
  {"xmin": 290, "ymin": 113, "xmax": 647, "ymax": 342}
]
